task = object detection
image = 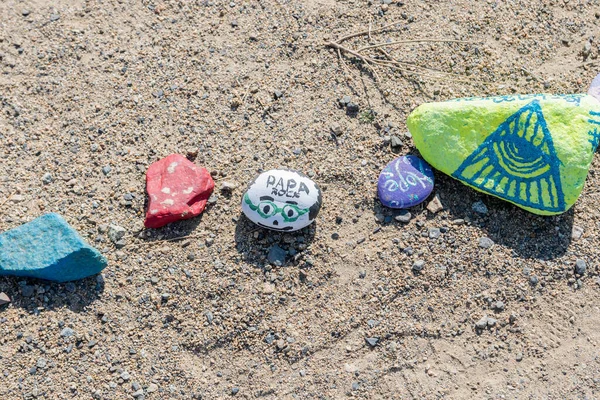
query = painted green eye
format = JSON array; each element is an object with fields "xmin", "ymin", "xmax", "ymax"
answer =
[
  {"xmin": 281, "ymin": 204, "xmax": 301, "ymax": 222},
  {"xmin": 257, "ymin": 201, "xmax": 278, "ymax": 218}
]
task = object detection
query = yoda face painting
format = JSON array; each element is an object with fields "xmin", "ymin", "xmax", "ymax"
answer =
[{"xmin": 241, "ymin": 169, "xmax": 322, "ymax": 232}]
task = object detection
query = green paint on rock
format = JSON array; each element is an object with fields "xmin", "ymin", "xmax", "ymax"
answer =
[{"xmin": 407, "ymin": 93, "xmax": 600, "ymax": 215}]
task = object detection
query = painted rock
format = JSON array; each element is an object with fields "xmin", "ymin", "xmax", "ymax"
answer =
[
  {"xmin": 241, "ymin": 169, "xmax": 322, "ymax": 231},
  {"xmin": 378, "ymin": 155, "xmax": 434, "ymax": 208},
  {"xmin": 407, "ymin": 93, "xmax": 600, "ymax": 215},
  {"xmin": 0, "ymin": 213, "xmax": 107, "ymax": 282},
  {"xmin": 145, "ymin": 154, "xmax": 214, "ymax": 228}
]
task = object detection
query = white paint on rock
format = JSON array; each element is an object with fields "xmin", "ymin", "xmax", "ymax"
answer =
[
  {"xmin": 241, "ymin": 169, "xmax": 322, "ymax": 232},
  {"xmin": 167, "ymin": 162, "xmax": 178, "ymax": 174}
]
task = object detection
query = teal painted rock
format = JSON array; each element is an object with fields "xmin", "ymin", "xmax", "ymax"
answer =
[
  {"xmin": 407, "ymin": 93, "xmax": 600, "ymax": 215},
  {"xmin": 0, "ymin": 213, "xmax": 107, "ymax": 282}
]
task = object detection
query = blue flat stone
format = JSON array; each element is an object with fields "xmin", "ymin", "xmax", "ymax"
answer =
[
  {"xmin": 0, "ymin": 213, "xmax": 107, "ymax": 282},
  {"xmin": 378, "ymin": 155, "xmax": 435, "ymax": 208}
]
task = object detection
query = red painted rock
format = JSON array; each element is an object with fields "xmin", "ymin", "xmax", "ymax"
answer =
[{"xmin": 144, "ymin": 154, "xmax": 214, "ymax": 228}]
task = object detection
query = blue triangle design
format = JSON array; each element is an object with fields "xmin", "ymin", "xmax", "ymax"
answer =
[{"xmin": 452, "ymin": 100, "xmax": 565, "ymax": 212}]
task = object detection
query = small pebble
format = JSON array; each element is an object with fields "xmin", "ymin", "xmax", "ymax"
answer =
[
  {"xmin": 42, "ymin": 173, "xmax": 53, "ymax": 184},
  {"xmin": 0, "ymin": 292, "xmax": 10, "ymax": 306},
  {"xmin": 575, "ymin": 259, "xmax": 587, "ymax": 275},
  {"xmin": 478, "ymin": 237, "xmax": 494, "ymax": 249},
  {"xmin": 472, "ymin": 200, "xmax": 488, "ymax": 214},
  {"xmin": 428, "ymin": 227, "xmax": 441, "ymax": 239},
  {"xmin": 412, "ymin": 260, "xmax": 425, "ymax": 273},
  {"xmin": 395, "ymin": 210, "xmax": 411, "ymax": 223}
]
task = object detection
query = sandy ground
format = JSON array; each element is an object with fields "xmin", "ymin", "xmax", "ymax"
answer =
[{"xmin": 1, "ymin": 0, "xmax": 600, "ymax": 399}]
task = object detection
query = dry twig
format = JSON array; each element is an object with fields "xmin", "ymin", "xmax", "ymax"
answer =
[
  {"xmin": 326, "ymin": 22, "xmax": 482, "ymax": 83},
  {"xmin": 0, "ymin": 191, "xmax": 17, "ymax": 213}
]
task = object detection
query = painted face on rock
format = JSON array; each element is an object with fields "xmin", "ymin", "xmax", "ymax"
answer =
[{"xmin": 241, "ymin": 169, "xmax": 322, "ymax": 232}]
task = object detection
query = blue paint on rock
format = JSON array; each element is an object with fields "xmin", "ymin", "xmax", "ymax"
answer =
[
  {"xmin": 0, "ymin": 213, "xmax": 107, "ymax": 282},
  {"xmin": 378, "ymin": 155, "xmax": 435, "ymax": 209}
]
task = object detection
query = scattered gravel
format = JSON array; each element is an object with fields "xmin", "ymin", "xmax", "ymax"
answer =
[{"xmin": 1, "ymin": 1, "xmax": 600, "ymax": 398}]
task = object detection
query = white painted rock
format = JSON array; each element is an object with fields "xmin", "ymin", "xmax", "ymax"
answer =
[{"xmin": 241, "ymin": 169, "xmax": 322, "ymax": 231}]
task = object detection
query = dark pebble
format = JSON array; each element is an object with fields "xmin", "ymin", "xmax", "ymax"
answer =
[{"xmin": 575, "ymin": 259, "xmax": 586, "ymax": 275}]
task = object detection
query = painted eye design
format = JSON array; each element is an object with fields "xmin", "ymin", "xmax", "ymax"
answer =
[
  {"xmin": 257, "ymin": 201, "xmax": 278, "ymax": 218},
  {"xmin": 453, "ymin": 100, "xmax": 565, "ymax": 212},
  {"xmin": 282, "ymin": 205, "xmax": 300, "ymax": 222}
]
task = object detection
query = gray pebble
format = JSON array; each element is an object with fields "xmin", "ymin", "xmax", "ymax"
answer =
[
  {"xmin": 412, "ymin": 260, "xmax": 425, "ymax": 272},
  {"xmin": 339, "ymin": 95, "xmax": 351, "ymax": 107},
  {"xmin": 267, "ymin": 245, "xmax": 286, "ymax": 266},
  {"xmin": 232, "ymin": 387, "xmax": 240, "ymax": 395},
  {"xmin": 21, "ymin": 286, "xmax": 34, "ymax": 297},
  {"xmin": 516, "ymin": 352, "xmax": 523, "ymax": 362},
  {"xmin": 65, "ymin": 282, "xmax": 76, "ymax": 293},
  {"xmin": 475, "ymin": 316, "xmax": 488, "ymax": 329},
  {"xmin": 493, "ymin": 301, "xmax": 505, "ymax": 311},
  {"xmin": 367, "ymin": 319, "xmax": 379, "ymax": 328},
  {"xmin": 529, "ymin": 275, "xmax": 539, "ymax": 286},
  {"xmin": 108, "ymin": 224, "xmax": 126, "ymax": 244},
  {"xmin": 472, "ymin": 200, "xmax": 488, "ymax": 214},
  {"xmin": 478, "ymin": 237, "xmax": 494, "ymax": 249},
  {"xmin": 428, "ymin": 227, "xmax": 441, "ymax": 239},
  {"xmin": 102, "ymin": 166, "xmax": 112, "ymax": 175},
  {"xmin": 365, "ymin": 337, "xmax": 379, "ymax": 347},
  {"xmin": 121, "ymin": 371, "xmax": 130, "ymax": 381},
  {"xmin": 575, "ymin": 259, "xmax": 587, "ymax": 275},
  {"xmin": 42, "ymin": 173, "xmax": 53, "ymax": 184},
  {"xmin": 395, "ymin": 210, "xmax": 411, "ymax": 223},
  {"xmin": 61, "ymin": 328, "xmax": 75, "ymax": 337},
  {"xmin": 390, "ymin": 136, "xmax": 403, "ymax": 148}
]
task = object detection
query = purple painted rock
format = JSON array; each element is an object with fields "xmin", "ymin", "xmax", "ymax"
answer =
[{"xmin": 378, "ymin": 155, "xmax": 435, "ymax": 208}]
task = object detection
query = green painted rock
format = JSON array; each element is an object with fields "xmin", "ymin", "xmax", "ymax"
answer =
[{"xmin": 407, "ymin": 93, "xmax": 600, "ymax": 215}]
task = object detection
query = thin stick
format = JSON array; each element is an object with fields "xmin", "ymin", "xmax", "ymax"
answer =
[
  {"xmin": 337, "ymin": 21, "xmax": 401, "ymax": 43},
  {"xmin": 521, "ymin": 67, "xmax": 542, "ymax": 82},
  {"xmin": 327, "ymin": 41, "xmax": 380, "ymax": 65},
  {"xmin": 362, "ymin": 56, "xmax": 380, "ymax": 82},
  {"xmin": 0, "ymin": 191, "xmax": 16, "ymax": 212},
  {"xmin": 357, "ymin": 39, "xmax": 479, "ymax": 53}
]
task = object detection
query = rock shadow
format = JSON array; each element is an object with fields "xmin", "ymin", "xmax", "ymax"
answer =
[
  {"xmin": 0, "ymin": 273, "xmax": 104, "ymax": 313},
  {"xmin": 428, "ymin": 173, "xmax": 573, "ymax": 260},
  {"xmin": 374, "ymin": 146, "xmax": 573, "ymax": 260},
  {"xmin": 137, "ymin": 209, "xmax": 206, "ymax": 244},
  {"xmin": 233, "ymin": 213, "xmax": 317, "ymax": 269}
]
